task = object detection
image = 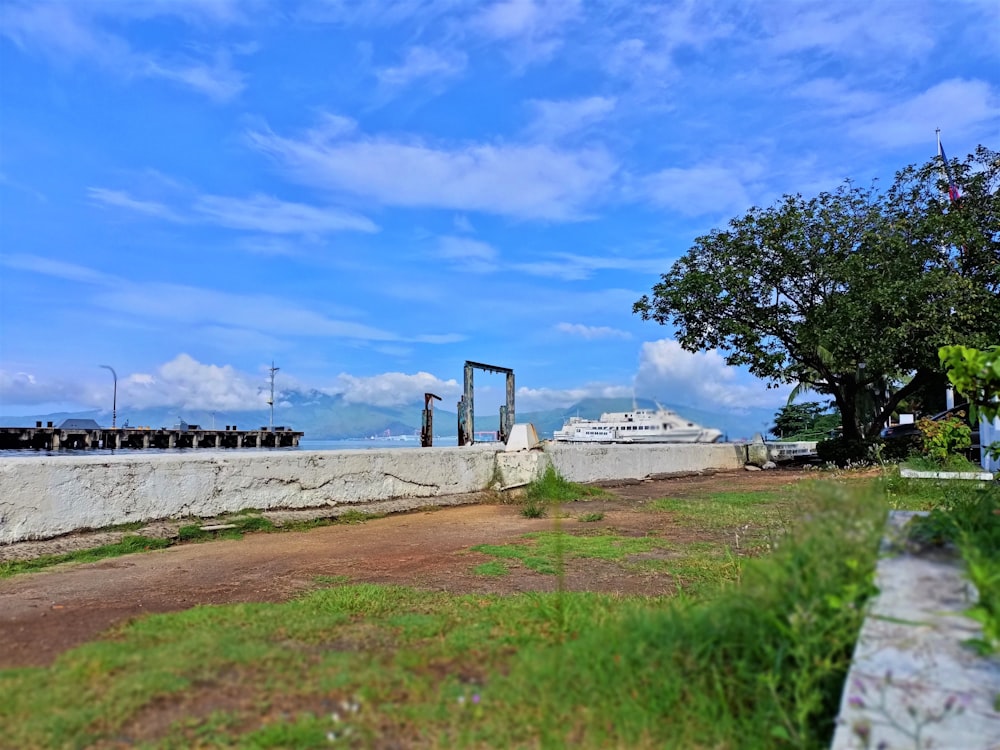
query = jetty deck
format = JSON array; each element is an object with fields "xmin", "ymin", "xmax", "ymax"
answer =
[{"xmin": 0, "ymin": 424, "xmax": 302, "ymax": 451}]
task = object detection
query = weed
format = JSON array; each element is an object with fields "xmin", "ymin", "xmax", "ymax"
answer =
[
  {"xmin": 521, "ymin": 502, "xmax": 546, "ymax": 518},
  {"xmin": 524, "ymin": 465, "xmax": 605, "ymax": 504},
  {"xmin": 578, "ymin": 512, "xmax": 604, "ymax": 522},
  {"xmin": 0, "ymin": 535, "xmax": 171, "ymax": 578}
]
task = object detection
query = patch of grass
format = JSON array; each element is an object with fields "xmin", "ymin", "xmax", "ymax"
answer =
[
  {"xmin": 646, "ymin": 488, "xmax": 797, "ymax": 532},
  {"xmin": 902, "ymin": 454, "xmax": 985, "ymax": 473},
  {"xmin": 472, "ymin": 561, "xmax": 509, "ymax": 577},
  {"xmin": 335, "ymin": 509, "xmax": 383, "ymax": 524},
  {"xmin": 0, "ymin": 535, "xmax": 172, "ymax": 578},
  {"xmin": 472, "ymin": 531, "xmax": 669, "ymax": 577},
  {"xmin": 0, "ymin": 480, "xmax": 886, "ymax": 750},
  {"xmin": 524, "ymin": 465, "xmax": 606, "ymax": 504},
  {"xmin": 631, "ymin": 541, "xmax": 747, "ymax": 596},
  {"xmin": 578, "ymin": 512, "xmax": 604, "ymax": 522}
]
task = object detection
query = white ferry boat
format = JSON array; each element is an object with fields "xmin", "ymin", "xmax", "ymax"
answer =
[{"xmin": 552, "ymin": 405, "xmax": 723, "ymax": 444}]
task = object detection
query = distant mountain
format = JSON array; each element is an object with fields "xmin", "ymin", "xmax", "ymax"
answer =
[{"xmin": 1, "ymin": 392, "xmax": 777, "ymax": 442}]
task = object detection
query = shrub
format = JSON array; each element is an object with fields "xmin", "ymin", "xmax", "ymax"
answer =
[
  {"xmin": 917, "ymin": 412, "xmax": 971, "ymax": 465},
  {"xmin": 879, "ymin": 435, "xmax": 918, "ymax": 462},
  {"xmin": 816, "ymin": 436, "xmax": 871, "ymax": 467}
]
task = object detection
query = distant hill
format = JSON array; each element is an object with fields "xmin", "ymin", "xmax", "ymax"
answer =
[{"xmin": 1, "ymin": 392, "xmax": 776, "ymax": 443}]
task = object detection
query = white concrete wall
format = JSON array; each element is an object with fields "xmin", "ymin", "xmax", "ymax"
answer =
[
  {"xmin": 0, "ymin": 441, "xmax": 744, "ymax": 544},
  {"xmin": 545, "ymin": 442, "xmax": 746, "ymax": 483}
]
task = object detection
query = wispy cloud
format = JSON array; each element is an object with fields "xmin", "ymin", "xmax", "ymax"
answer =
[
  {"xmin": 0, "ymin": 254, "xmax": 116, "ymax": 284},
  {"xmin": 847, "ymin": 78, "xmax": 1000, "ymax": 148},
  {"xmin": 88, "ymin": 187, "xmax": 378, "ymax": 235},
  {"xmin": 87, "ymin": 188, "xmax": 181, "ymax": 220},
  {"xmin": 526, "ymin": 96, "xmax": 616, "ymax": 141},
  {"xmin": 468, "ymin": 0, "xmax": 582, "ymax": 65},
  {"xmin": 376, "ymin": 45, "xmax": 467, "ymax": 88},
  {"xmin": 247, "ymin": 119, "xmax": 617, "ymax": 221},
  {"xmin": 639, "ymin": 162, "xmax": 761, "ymax": 218},
  {"xmin": 5, "ymin": 255, "xmax": 462, "ymax": 346},
  {"xmin": 555, "ymin": 322, "xmax": 631, "ymax": 340},
  {"xmin": 514, "ymin": 251, "xmax": 665, "ymax": 281},
  {"xmin": 436, "ymin": 236, "xmax": 499, "ymax": 273},
  {"xmin": 0, "ymin": 1, "xmax": 247, "ymax": 101},
  {"xmin": 194, "ymin": 194, "xmax": 378, "ymax": 234}
]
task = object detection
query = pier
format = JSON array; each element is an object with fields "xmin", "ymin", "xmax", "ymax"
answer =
[{"xmin": 0, "ymin": 422, "xmax": 303, "ymax": 451}]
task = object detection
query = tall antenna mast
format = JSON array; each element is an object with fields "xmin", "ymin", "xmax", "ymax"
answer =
[{"xmin": 267, "ymin": 361, "xmax": 279, "ymax": 429}]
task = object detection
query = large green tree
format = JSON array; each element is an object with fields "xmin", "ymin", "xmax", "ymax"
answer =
[{"xmin": 634, "ymin": 146, "xmax": 1000, "ymax": 443}]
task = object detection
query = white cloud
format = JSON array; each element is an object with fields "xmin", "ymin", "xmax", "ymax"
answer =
[
  {"xmin": 248, "ymin": 121, "xmax": 617, "ymax": 220},
  {"xmin": 466, "ymin": 0, "xmax": 582, "ymax": 66},
  {"xmin": 555, "ymin": 322, "xmax": 631, "ymax": 340},
  {"xmin": 847, "ymin": 78, "xmax": 1000, "ymax": 148},
  {"xmin": 0, "ymin": 254, "xmax": 115, "ymax": 284},
  {"xmin": 790, "ymin": 78, "xmax": 883, "ymax": 118},
  {"xmin": 376, "ymin": 45, "xmax": 467, "ymax": 88},
  {"xmin": 87, "ymin": 188, "xmax": 181, "ymax": 220},
  {"xmin": 331, "ymin": 371, "xmax": 460, "ymax": 407},
  {"xmin": 5, "ymin": 255, "xmax": 462, "ymax": 346},
  {"xmin": 526, "ymin": 96, "xmax": 616, "ymax": 141},
  {"xmin": 515, "ymin": 383, "xmax": 632, "ymax": 411},
  {"xmin": 141, "ymin": 53, "xmax": 246, "ymax": 102},
  {"xmin": 0, "ymin": 1, "xmax": 247, "ymax": 101},
  {"xmin": 0, "ymin": 369, "xmax": 82, "ymax": 407},
  {"xmin": 436, "ymin": 236, "xmax": 499, "ymax": 273},
  {"xmin": 633, "ymin": 339, "xmax": 789, "ymax": 411},
  {"xmin": 514, "ymin": 251, "xmax": 665, "ymax": 281},
  {"xmin": 640, "ymin": 163, "xmax": 758, "ymax": 217},
  {"xmin": 122, "ymin": 354, "xmax": 267, "ymax": 411},
  {"xmin": 762, "ymin": 1, "xmax": 933, "ymax": 60},
  {"xmin": 194, "ymin": 194, "xmax": 378, "ymax": 234},
  {"xmin": 88, "ymin": 187, "xmax": 378, "ymax": 235}
]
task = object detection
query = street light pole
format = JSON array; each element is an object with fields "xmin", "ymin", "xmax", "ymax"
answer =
[{"xmin": 100, "ymin": 365, "xmax": 117, "ymax": 429}]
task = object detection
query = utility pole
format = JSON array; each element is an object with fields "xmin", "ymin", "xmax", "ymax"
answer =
[{"xmin": 267, "ymin": 361, "xmax": 279, "ymax": 430}]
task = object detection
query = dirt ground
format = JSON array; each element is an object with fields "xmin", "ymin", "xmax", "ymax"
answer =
[{"xmin": 0, "ymin": 468, "xmax": 811, "ymax": 670}]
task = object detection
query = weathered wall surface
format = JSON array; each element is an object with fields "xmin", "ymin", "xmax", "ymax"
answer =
[
  {"xmin": 0, "ymin": 441, "xmax": 744, "ymax": 544},
  {"xmin": 545, "ymin": 442, "xmax": 746, "ymax": 482}
]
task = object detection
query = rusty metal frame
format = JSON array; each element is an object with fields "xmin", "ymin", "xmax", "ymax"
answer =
[{"xmin": 457, "ymin": 360, "xmax": 514, "ymax": 446}]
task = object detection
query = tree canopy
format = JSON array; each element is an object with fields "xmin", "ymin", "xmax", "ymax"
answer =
[{"xmin": 634, "ymin": 146, "xmax": 1000, "ymax": 442}]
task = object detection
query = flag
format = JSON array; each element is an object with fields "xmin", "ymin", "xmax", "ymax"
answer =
[{"xmin": 937, "ymin": 132, "xmax": 961, "ymax": 202}]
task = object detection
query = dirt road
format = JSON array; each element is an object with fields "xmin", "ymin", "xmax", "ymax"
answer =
[{"xmin": 0, "ymin": 469, "xmax": 809, "ymax": 669}]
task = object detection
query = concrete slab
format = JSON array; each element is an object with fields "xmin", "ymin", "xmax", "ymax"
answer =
[{"xmin": 831, "ymin": 511, "xmax": 1000, "ymax": 749}]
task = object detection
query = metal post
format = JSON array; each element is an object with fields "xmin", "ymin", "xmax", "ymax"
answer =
[
  {"xmin": 267, "ymin": 362, "xmax": 279, "ymax": 430},
  {"xmin": 99, "ymin": 365, "xmax": 117, "ymax": 429}
]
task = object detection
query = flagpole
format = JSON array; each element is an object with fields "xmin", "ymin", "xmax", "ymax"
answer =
[{"xmin": 937, "ymin": 128, "xmax": 956, "ymax": 411}]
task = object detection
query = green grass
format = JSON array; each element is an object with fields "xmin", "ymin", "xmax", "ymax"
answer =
[
  {"xmin": 0, "ymin": 535, "xmax": 172, "ymax": 578},
  {"xmin": 523, "ymin": 465, "xmax": 607, "ymax": 503},
  {"xmin": 578, "ymin": 511, "xmax": 604, "ymax": 522},
  {"xmin": 901, "ymin": 454, "xmax": 985, "ymax": 473},
  {"xmin": 0, "ymin": 479, "xmax": 886, "ymax": 749},
  {"xmin": 891, "ymin": 471, "xmax": 1000, "ymax": 654},
  {"xmin": 2, "ymin": 512, "xmax": 383, "ymax": 579},
  {"xmin": 645, "ymin": 489, "xmax": 799, "ymax": 532},
  {"xmin": 472, "ymin": 561, "xmax": 509, "ymax": 577},
  {"xmin": 472, "ymin": 532, "xmax": 669, "ymax": 576}
]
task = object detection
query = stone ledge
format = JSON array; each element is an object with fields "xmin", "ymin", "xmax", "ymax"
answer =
[
  {"xmin": 831, "ymin": 510, "xmax": 1000, "ymax": 749},
  {"xmin": 899, "ymin": 467, "xmax": 995, "ymax": 481}
]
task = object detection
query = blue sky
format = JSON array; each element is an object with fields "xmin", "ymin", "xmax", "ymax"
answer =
[{"xmin": 1, "ymin": 0, "xmax": 998, "ymax": 420}]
